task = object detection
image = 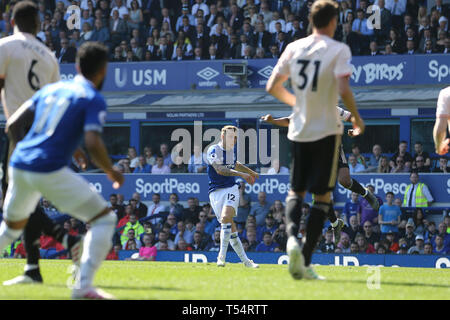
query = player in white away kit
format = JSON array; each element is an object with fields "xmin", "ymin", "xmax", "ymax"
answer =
[
  {"xmin": 266, "ymin": 0, "xmax": 365, "ymax": 280},
  {"xmin": 433, "ymin": 86, "xmax": 450, "ymax": 155},
  {"xmin": 0, "ymin": 1, "xmax": 83, "ymax": 285},
  {"xmin": 261, "ymin": 106, "xmax": 380, "ymax": 243},
  {"xmin": 207, "ymin": 125, "xmax": 259, "ymax": 268}
]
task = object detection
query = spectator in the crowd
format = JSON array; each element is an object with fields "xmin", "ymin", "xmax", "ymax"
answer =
[
  {"xmin": 348, "ymin": 154, "xmax": 365, "ymax": 174},
  {"xmin": 433, "ymin": 234, "xmax": 448, "ymax": 254},
  {"xmin": 204, "ymin": 228, "xmax": 221, "ymax": 251},
  {"xmin": 122, "ymin": 228, "xmax": 141, "ymax": 250},
  {"xmin": 352, "ymin": 144, "xmax": 367, "ymax": 168},
  {"xmin": 266, "ymin": 158, "xmax": 289, "ymax": 174},
  {"xmin": 432, "ymin": 157, "xmax": 448, "ymax": 173},
  {"xmin": 337, "ymin": 232, "xmax": 351, "ymax": 253},
  {"xmin": 191, "ymin": 231, "xmax": 206, "ymax": 250},
  {"xmin": 355, "ymin": 234, "xmax": 375, "ymax": 254},
  {"xmin": 319, "ymin": 230, "xmax": 336, "ymax": 253},
  {"xmin": 407, "ymin": 234, "xmax": 425, "ymax": 254},
  {"xmin": 350, "ymin": 242, "xmax": 359, "ymax": 254},
  {"xmin": 358, "ymin": 185, "xmax": 383, "ymax": 227},
  {"xmin": 109, "ymin": 193, "xmax": 125, "ymax": 220},
  {"xmin": 390, "ymin": 155, "xmax": 411, "ymax": 173},
  {"xmin": 109, "ymin": 8, "xmax": 128, "ymax": 48},
  {"xmin": 188, "ymin": 145, "xmax": 207, "ymax": 173},
  {"xmin": 270, "ymin": 200, "xmax": 285, "ymax": 225},
  {"xmin": 377, "ymin": 156, "xmax": 391, "ymax": 173},
  {"xmin": 250, "ymin": 191, "xmax": 272, "ymax": 226},
  {"xmin": 384, "ymin": 231, "xmax": 399, "ymax": 253},
  {"xmin": 368, "ymin": 144, "xmax": 383, "ymax": 168},
  {"xmin": 167, "ymin": 193, "xmax": 184, "ymax": 220},
  {"xmin": 198, "ymin": 211, "xmax": 218, "ymax": 237},
  {"xmin": 147, "ymin": 193, "xmax": 166, "ymax": 226},
  {"xmin": 412, "ymin": 208, "xmax": 427, "ymax": 236},
  {"xmin": 155, "ymin": 230, "xmax": 176, "ymax": 250},
  {"xmin": 343, "ymin": 215, "xmax": 363, "ymax": 243},
  {"xmin": 135, "ymin": 234, "xmax": 157, "ymax": 260},
  {"xmin": 120, "ymin": 213, "xmax": 145, "ymax": 244},
  {"xmin": 413, "ymin": 141, "xmax": 431, "ymax": 168},
  {"xmin": 403, "ymin": 172, "xmax": 434, "ymax": 207},
  {"xmin": 177, "ymin": 238, "xmax": 193, "ymax": 251},
  {"xmin": 106, "ymin": 244, "xmax": 122, "ymax": 260},
  {"xmin": 397, "ymin": 242, "xmax": 408, "ymax": 254},
  {"xmin": 413, "ymin": 155, "xmax": 430, "ymax": 173},
  {"xmin": 272, "ymin": 223, "xmax": 287, "ymax": 251},
  {"xmin": 390, "ymin": 141, "xmax": 413, "ymax": 170},
  {"xmin": 362, "ymin": 221, "xmax": 380, "ymax": 246},
  {"xmin": 165, "ymin": 214, "xmax": 178, "ymax": 237},
  {"xmin": 182, "ymin": 197, "xmax": 202, "ymax": 224},
  {"xmin": 234, "ymin": 180, "xmax": 251, "ymax": 227},
  {"xmin": 175, "ymin": 220, "xmax": 194, "ymax": 245},
  {"xmin": 159, "ymin": 143, "xmax": 172, "ymax": 167},
  {"xmin": 131, "ymin": 192, "xmax": 148, "ymax": 218},
  {"xmin": 151, "ymin": 155, "xmax": 171, "ymax": 174},
  {"xmin": 343, "ymin": 192, "xmax": 361, "ymax": 225},
  {"xmin": 424, "ymin": 221, "xmax": 438, "ymax": 243},
  {"xmin": 255, "ymin": 231, "xmax": 279, "ymax": 252},
  {"xmin": 256, "ymin": 213, "xmax": 278, "ymax": 242},
  {"xmin": 142, "ymin": 146, "xmax": 156, "ymax": 166},
  {"xmin": 378, "ymin": 191, "xmax": 402, "ymax": 239},
  {"xmin": 56, "ymin": 38, "xmax": 76, "ymax": 63},
  {"xmin": 376, "ymin": 244, "xmax": 387, "ymax": 254},
  {"xmin": 171, "ymin": 155, "xmax": 188, "ymax": 173},
  {"xmin": 133, "ymin": 155, "xmax": 152, "ymax": 173},
  {"xmin": 128, "ymin": 0, "xmax": 143, "ymax": 30},
  {"xmin": 423, "ymin": 241, "xmax": 433, "ymax": 254},
  {"xmin": 403, "ymin": 218, "xmax": 417, "ymax": 248}
]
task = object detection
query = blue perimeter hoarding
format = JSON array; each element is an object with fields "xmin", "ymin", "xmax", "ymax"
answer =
[
  {"xmin": 59, "ymin": 54, "xmax": 450, "ymax": 91},
  {"xmin": 117, "ymin": 250, "xmax": 450, "ymax": 269},
  {"xmin": 82, "ymin": 173, "xmax": 450, "ymax": 205}
]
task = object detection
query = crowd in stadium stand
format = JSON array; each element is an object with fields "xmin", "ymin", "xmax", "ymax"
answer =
[{"xmin": 0, "ymin": 0, "xmax": 449, "ymax": 62}]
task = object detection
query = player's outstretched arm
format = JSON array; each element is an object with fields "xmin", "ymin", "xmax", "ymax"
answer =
[
  {"xmin": 5, "ymin": 100, "xmax": 35, "ymax": 146},
  {"xmin": 235, "ymin": 161, "xmax": 259, "ymax": 179},
  {"xmin": 211, "ymin": 162, "xmax": 255, "ymax": 185},
  {"xmin": 85, "ymin": 131, "xmax": 124, "ymax": 188},
  {"xmin": 260, "ymin": 114, "xmax": 290, "ymax": 127},
  {"xmin": 337, "ymin": 75, "xmax": 365, "ymax": 135},
  {"xmin": 266, "ymin": 74, "xmax": 296, "ymax": 107},
  {"xmin": 433, "ymin": 117, "xmax": 449, "ymax": 155}
]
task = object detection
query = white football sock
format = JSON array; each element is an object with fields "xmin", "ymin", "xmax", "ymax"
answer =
[
  {"xmin": 77, "ymin": 212, "xmax": 116, "ymax": 290},
  {"xmin": 0, "ymin": 221, "xmax": 22, "ymax": 253},
  {"xmin": 230, "ymin": 232, "xmax": 249, "ymax": 263},
  {"xmin": 24, "ymin": 264, "xmax": 39, "ymax": 272},
  {"xmin": 219, "ymin": 223, "xmax": 232, "ymax": 259}
]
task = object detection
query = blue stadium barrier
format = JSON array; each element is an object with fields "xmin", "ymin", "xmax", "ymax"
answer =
[
  {"xmin": 117, "ymin": 250, "xmax": 450, "ymax": 269},
  {"xmin": 82, "ymin": 173, "xmax": 450, "ymax": 205},
  {"xmin": 59, "ymin": 54, "xmax": 450, "ymax": 92}
]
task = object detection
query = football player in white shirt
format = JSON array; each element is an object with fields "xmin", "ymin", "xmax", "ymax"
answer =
[
  {"xmin": 433, "ymin": 86, "xmax": 450, "ymax": 155},
  {"xmin": 266, "ymin": 0, "xmax": 364, "ymax": 280},
  {"xmin": 0, "ymin": 1, "xmax": 83, "ymax": 286},
  {"xmin": 261, "ymin": 106, "xmax": 380, "ymax": 243}
]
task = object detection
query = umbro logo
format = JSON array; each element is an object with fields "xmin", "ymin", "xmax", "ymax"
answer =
[
  {"xmin": 258, "ymin": 66, "xmax": 274, "ymax": 79},
  {"xmin": 197, "ymin": 67, "xmax": 219, "ymax": 81}
]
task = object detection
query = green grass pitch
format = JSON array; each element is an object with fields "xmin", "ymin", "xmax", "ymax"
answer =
[{"xmin": 0, "ymin": 259, "xmax": 449, "ymax": 300}]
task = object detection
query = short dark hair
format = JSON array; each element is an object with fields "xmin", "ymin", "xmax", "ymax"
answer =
[
  {"xmin": 76, "ymin": 42, "xmax": 109, "ymax": 79},
  {"xmin": 12, "ymin": 1, "xmax": 39, "ymax": 34},
  {"xmin": 310, "ymin": 0, "xmax": 338, "ymax": 29}
]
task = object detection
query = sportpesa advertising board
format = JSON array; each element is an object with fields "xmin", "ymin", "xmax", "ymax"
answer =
[
  {"xmin": 59, "ymin": 54, "xmax": 450, "ymax": 91},
  {"xmin": 82, "ymin": 173, "xmax": 450, "ymax": 205}
]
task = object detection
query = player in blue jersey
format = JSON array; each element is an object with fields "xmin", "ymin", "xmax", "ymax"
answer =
[
  {"xmin": 207, "ymin": 125, "xmax": 259, "ymax": 268},
  {"xmin": 0, "ymin": 42, "xmax": 124, "ymax": 299}
]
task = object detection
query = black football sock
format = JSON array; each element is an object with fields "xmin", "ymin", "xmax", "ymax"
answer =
[
  {"xmin": 302, "ymin": 202, "xmax": 329, "ymax": 267},
  {"xmin": 326, "ymin": 201, "xmax": 337, "ymax": 224},
  {"xmin": 348, "ymin": 178, "xmax": 367, "ymax": 196},
  {"xmin": 285, "ymin": 194, "xmax": 303, "ymax": 238},
  {"xmin": 24, "ymin": 208, "xmax": 49, "ymax": 267}
]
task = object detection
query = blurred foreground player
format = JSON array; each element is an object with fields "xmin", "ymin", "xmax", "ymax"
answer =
[
  {"xmin": 207, "ymin": 125, "xmax": 259, "ymax": 268},
  {"xmin": 0, "ymin": 1, "xmax": 82, "ymax": 285},
  {"xmin": 0, "ymin": 42, "xmax": 124, "ymax": 299},
  {"xmin": 266, "ymin": 0, "xmax": 365, "ymax": 280},
  {"xmin": 433, "ymin": 86, "xmax": 450, "ymax": 155},
  {"xmin": 261, "ymin": 106, "xmax": 379, "ymax": 243}
]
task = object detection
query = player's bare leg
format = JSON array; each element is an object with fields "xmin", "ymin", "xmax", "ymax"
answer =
[{"xmin": 72, "ymin": 207, "xmax": 117, "ymax": 300}]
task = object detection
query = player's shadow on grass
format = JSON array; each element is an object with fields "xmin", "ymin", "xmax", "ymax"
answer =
[
  {"xmin": 47, "ymin": 284, "xmax": 184, "ymax": 292},
  {"xmin": 325, "ymin": 279, "xmax": 450, "ymax": 289}
]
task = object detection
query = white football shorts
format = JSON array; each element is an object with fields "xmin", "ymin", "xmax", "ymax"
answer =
[
  {"xmin": 3, "ymin": 166, "xmax": 108, "ymax": 223},
  {"xmin": 209, "ymin": 184, "xmax": 240, "ymax": 222}
]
